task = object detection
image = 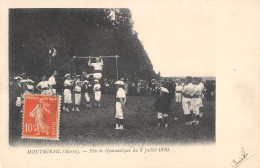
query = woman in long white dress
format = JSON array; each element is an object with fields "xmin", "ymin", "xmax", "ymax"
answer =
[{"xmin": 29, "ymin": 98, "xmax": 53, "ymax": 135}]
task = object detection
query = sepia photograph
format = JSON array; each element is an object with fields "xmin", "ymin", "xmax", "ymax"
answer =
[{"xmin": 9, "ymin": 8, "xmax": 215, "ymax": 146}]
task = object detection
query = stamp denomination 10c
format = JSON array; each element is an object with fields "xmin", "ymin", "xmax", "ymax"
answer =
[{"xmin": 22, "ymin": 95, "xmax": 60, "ymax": 140}]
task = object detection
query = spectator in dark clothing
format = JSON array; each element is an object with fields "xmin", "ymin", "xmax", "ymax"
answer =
[
  {"xmin": 154, "ymin": 87, "xmax": 171, "ymax": 128},
  {"xmin": 172, "ymin": 81, "xmax": 176, "ymax": 98},
  {"xmin": 151, "ymin": 79, "xmax": 157, "ymax": 97},
  {"xmin": 167, "ymin": 81, "xmax": 175, "ymax": 98},
  {"xmin": 10, "ymin": 76, "xmax": 23, "ymax": 139},
  {"xmin": 12, "ymin": 76, "xmax": 23, "ymax": 102}
]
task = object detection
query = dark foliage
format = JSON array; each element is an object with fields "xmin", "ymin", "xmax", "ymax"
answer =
[{"xmin": 9, "ymin": 8, "xmax": 156, "ymax": 80}]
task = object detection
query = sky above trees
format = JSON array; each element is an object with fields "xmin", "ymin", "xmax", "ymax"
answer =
[{"xmin": 131, "ymin": 3, "xmax": 216, "ymax": 77}]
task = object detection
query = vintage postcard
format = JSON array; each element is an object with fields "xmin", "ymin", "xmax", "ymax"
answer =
[{"xmin": 0, "ymin": 0, "xmax": 260, "ymax": 168}]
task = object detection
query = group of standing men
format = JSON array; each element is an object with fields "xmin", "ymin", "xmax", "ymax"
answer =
[
  {"xmin": 180, "ymin": 76, "xmax": 204, "ymax": 125},
  {"xmin": 11, "ymin": 56, "xmax": 128, "ymax": 130},
  {"xmin": 35, "ymin": 57, "xmax": 104, "ymax": 112},
  {"xmin": 155, "ymin": 76, "xmax": 205, "ymax": 128},
  {"xmin": 11, "ymin": 54, "xmax": 207, "ymax": 130}
]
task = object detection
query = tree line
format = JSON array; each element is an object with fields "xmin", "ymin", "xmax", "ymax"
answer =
[{"xmin": 9, "ymin": 8, "xmax": 157, "ymax": 80}]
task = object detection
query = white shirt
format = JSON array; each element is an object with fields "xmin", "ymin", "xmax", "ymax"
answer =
[
  {"xmin": 198, "ymin": 82, "xmax": 204, "ymax": 91},
  {"xmin": 75, "ymin": 85, "xmax": 81, "ymax": 92},
  {"xmin": 36, "ymin": 81, "xmax": 49, "ymax": 89},
  {"xmin": 182, "ymin": 83, "xmax": 195, "ymax": 95},
  {"xmin": 175, "ymin": 84, "xmax": 183, "ymax": 91},
  {"xmin": 93, "ymin": 83, "xmax": 101, "ymax": 91},
  {"xmin": 116, "ymin": 88, "xmax": 126, "ymax": 98},
  {"xmin": 190, "ymin": 84, "xmax": 203, "ymax": 96},
  {"xmin": 89, "ymin": 62, "xmax": 103, "ymax": 71},
  {"xmin": 27, "ymin": 84, "xmax": 34, "ymax": 90},
  {"xmin": 64, "ymin": 79, "xmax": 73, "ymax": 86},
  {"xmin": 48, "ymin": 76, "xmax": 56, "ymax": 86},
  {"xmin": 75, "ymin": 80, "xmax": 82, "ymax": 86}
]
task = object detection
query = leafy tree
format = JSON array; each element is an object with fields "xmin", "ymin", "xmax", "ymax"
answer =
[{"xmin": 9, "ymin": 8, "xmax": 157, "ymax": 80}]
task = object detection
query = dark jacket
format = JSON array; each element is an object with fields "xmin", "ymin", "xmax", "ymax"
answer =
[
  {"xmin": 81, "ymin": 83, "xmax": 92, "ymax": 93},
  {"xmin": 13, "ymin": 82, "xmax": 23, "ymax": 98},
  {"xmin": 154, "ymin": 93, "xmax": 171, "ymax": 113}
]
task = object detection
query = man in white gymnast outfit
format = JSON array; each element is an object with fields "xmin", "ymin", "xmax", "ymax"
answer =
[
  {"xmin": 48, "ymin": 70, "xmax": 57, "ymax": 95},
  {"xmin": 114, "ymin": 80, "xmax": 126, "ymax": 130},
  {"xmin": 93, "ymin": 79, "xmax": 101, "ymax": 107},
  {"xmin": 88, "ymin": 56, "xmax": 103, "ymax": 80}
]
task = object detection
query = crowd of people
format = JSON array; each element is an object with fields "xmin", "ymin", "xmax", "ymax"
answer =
[
  {"xmin": 9, "ymin": 72, "xmax": 216, "ymax": 105},
  {"xmin": 9, "ymin": 54, "xmax": 215, "ymax": 131}
]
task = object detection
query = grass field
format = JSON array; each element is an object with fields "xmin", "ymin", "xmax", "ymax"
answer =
[{"xmin": 9, "ymin": 94, "xmax": 215, "ymax": 146}]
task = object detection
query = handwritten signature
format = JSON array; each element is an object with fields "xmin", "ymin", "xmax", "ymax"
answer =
[{"xmin": 231, "ymin": 147, "xmax": 256, "ymax": 168}]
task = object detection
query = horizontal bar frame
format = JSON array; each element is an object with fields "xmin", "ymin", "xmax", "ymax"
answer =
[{"xmin": 73, "ymin": 55, "xmax": 119, "ymax": 59}]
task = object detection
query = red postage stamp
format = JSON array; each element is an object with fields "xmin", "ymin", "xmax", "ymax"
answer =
[{"xmin": 22, "ymin": 95, "xmax": 60, "ymax": 140}]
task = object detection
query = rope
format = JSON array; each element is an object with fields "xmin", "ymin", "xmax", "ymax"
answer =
[{"xmin": 56, "ymin": 57, "xmax": 75, "ymax": 72}]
